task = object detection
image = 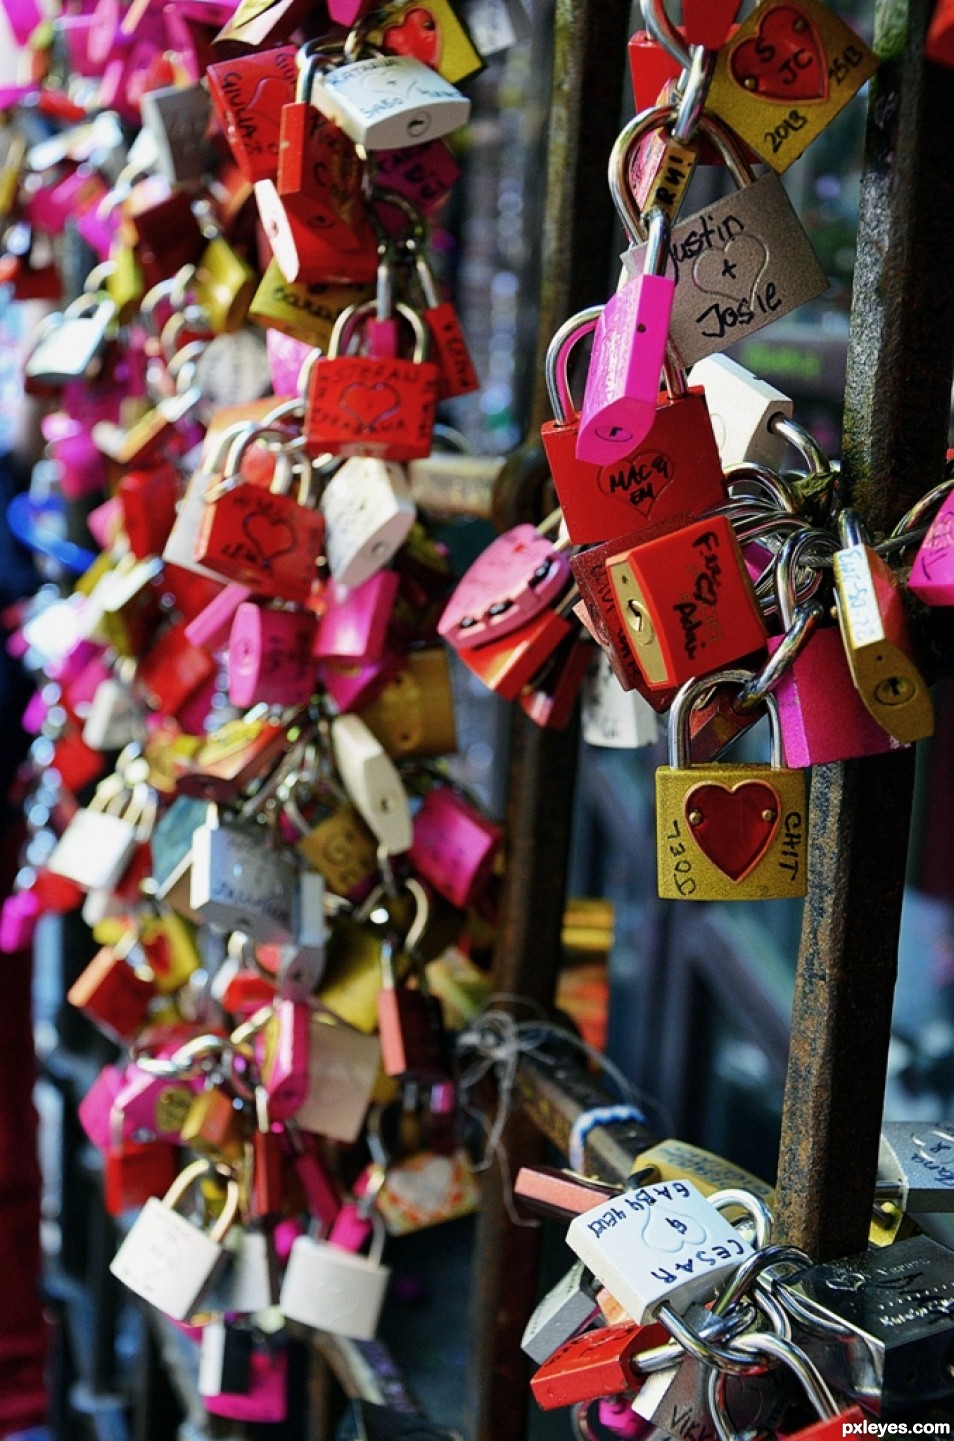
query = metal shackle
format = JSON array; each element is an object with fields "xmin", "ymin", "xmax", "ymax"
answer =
[
  {"xmin": 668, "ymin": 668, "xmax": 784, "ymax": 770},
  {"xmin": 544, "ymin": 305, "xmax": 602, "ymax": 424}
]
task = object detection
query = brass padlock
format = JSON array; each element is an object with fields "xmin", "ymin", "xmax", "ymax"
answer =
[
  {"xmin": 357, "ymin": 648, "xmax": 457, "ymax": 758},
  {"xmin": 656, "ymin": 669, "xmax": 807, "ymax": 901}
]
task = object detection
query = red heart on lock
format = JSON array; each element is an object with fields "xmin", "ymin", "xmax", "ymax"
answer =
[
  {"xmin": 597, "ymin": 448, "xmax": 676, "ymax": 518},
  {"xmin": 684, "ymin": 780, "xmax": 781, "ymax": 881},
  {"xmin": 383, "ymin": 6, "xmax": 442, "ymax": 69},
  {"xmin": 730, "ymin": 4, "xmax": 828, "ymax": 103},
  {"xmin": 243, "ymin": 510, "xmax": 297, "ymax": 566},
  {"xmin": 340, "ymin": 381, "xmax": 401, "ymax": 431}
]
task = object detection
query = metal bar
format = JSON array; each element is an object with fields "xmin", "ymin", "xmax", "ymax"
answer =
[
  {"xmin": 775, "ymin": 0, "xmax": 954, "ymax": 1260},
  {"xmin": 466, "ymin": 2, "xmax": 633, "ymax": 1438}
]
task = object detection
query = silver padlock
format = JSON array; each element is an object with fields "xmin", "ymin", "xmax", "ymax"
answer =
[
  {"xmin": 109, "ymin": 1158, "xmax": 240, "ymax": 1321},
  {"xmin": 320, "ymin": 457, "xmax": 417, "ymax": 589},
  {"xmin": 330, "ymin": 715, "xmax": 412, "ymax": 856},
  {"xmin": 25, "ymin": 291, "xmax": 118, "ymax": 385},
  {"xmin": 879, "ymin": 1121, "xmax": 954, "ymax": 1216},
  {"xmin": 139, "ymin": 83, "xmax": 216, "ymax": 184},
  {"xmin": 48, "ymin": 775, "xmax": 154, "ymax": 892},
  {"xmin": 207, "ymin": 1226, "xmax": 280, "ymax": 1315},
  {"xmin": 309, "ymin": 54, "xmax": 471, "ymax": 150},
  {"xmin": 521, "ymin": 1260, "xmax": 599, "ymax": 1365},
  {"xmin": 634, "ymin": 1346, "xmax": 803, "ymax": 1437},
  {"xmin": 272, "ymin": 869, "xmax": 328, "ymax": 1000},
  {"xmin": 580, "ymin": 651, "xmax": 660, "ymax": 749},
  {"xmin": 279, "ymin": 1216, "xmax": 390, "ymax": 1340},
  {"xmin": 82, "ymin": 672, "xmax": 148, "ymax": 752},
  {"xmin": 687, "ymin": 354, "xmax": 793, "ymax": 471},
  {"xmin": 189, "ymin": 807, "xmax": 298, "ymax": 943}
]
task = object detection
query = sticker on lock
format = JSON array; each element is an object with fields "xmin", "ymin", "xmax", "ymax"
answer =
[{"xmin": 655, "ymin": 671, "xmax": 808, "ymax": 901}]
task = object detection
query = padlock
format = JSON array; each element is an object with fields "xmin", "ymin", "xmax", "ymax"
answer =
[
  {"xmin": 315, "ymin": 571, "xmax": 400, "ymax": 662},
  {"xmin": 439, "ymin": 518, "xmax": 571, "ymax": 650},
  {"xmin": 181, "ymin": 1086, "xmax": 247, "ymax": 1166},
  {"xmin": 580, "ymin": 651, "xmax": 660, "ymax": 749},
  {"xmin": 530, "ymin": 1321, "xmax": 669, "ymax": 1411},
  {"xmin": 209, "ymin": 1221, "xmax": 282, "ymax": 1314},
  {"xmin": 255, "ymin": 175, "xmax": 378, "ymax": 287},
  {"xmin": 227, "ymin": 601, "xmax": 318, "ymax": 709},
  {"xmin": 605, "ymin": 513, "xmax": 767, "ymax": 691},
  {"xmin": 459, "ymin": 588, "xmax": 578, "ymax": 703},
  {"xmin": 24, "ymin": 291, "xmax": 118, "ymax": 390},
  {"xmin": 687, "ymin": 354, "xmax": 793, "ymax": 470},
  {"xmin": 199, "ymin": 1323, "xmax": 288, "ymax": 1422},
  {"xmin": 294, "ymin": 804, "xmax": 379, "ymax": 899},
  {"xmin": 571, "ymin": 536, "xmax": 680, "ymax": 705},
  {"xmin": 320, "ymin": 457, "xmax": 418, "ymax": 588},
  {"xmin": 521, "ymin": 1261, "xmax": 600, "ymax": 1365},
  {"xmin": 177, "ymin": 713, "xmax": 291, "ymax": 803},
  {"xmin": 577, "ymin": 209, "xmax": 675, "ymax": 466},
  {"xmin": 47, "ymin": 775, "xmax": 154, "ymax": 893},
  {"xmin": 134, "ymin": 619, "xmax": 217, "ymax": 718},
  {"xmin": 113, "ymin": 1060, "xmax": 202, "ymax": 1145},
  {"xmin": 272, "ymin": 870, "xmax": 328, "ymax": 999},
  {"xmin": 309, "ymin": 52, "xmax": 470, "ymax": 150},
  {"xmin": 328, "ymin": 0, "xmax": 377, "ymax": 21},
  {"xmin": 832, "ymin": 508, "xmax": 934, "ymax": 745},
  {"xmin": 618, "ymin": 107, "xmax": 828, "ymax": 368},
  {"xmin": 541, "ymin": 309, "xmax": 727, "ymax": 545},
  {"xmin": 407, "ymin": 237, "xmax": 479, "ymax": 398},
  {"xmin": 190, "ymin": 809, "xmax": 298, "ymax": 943},
  {"xmin": 276, "ymin": 50, "xmax": 367, "ymax": 228},
  {"xmin": 371, "ymin": 1146, "xmax": 479, "ymax": 1235},
  {"xmin": 372, "ymin": 137, "xmax": 460, "ymax": 216},
  {"xmin": 357, "ymin": 648, "xmax": 457, "ymax": 758},
  {"xmin": 408, "ymin": 786, "xmax": 502, "ymax": 909},
  {"xmin": 104, "ymin": 1136, "xmax": 179, "ymax": 1217},
  {"xmin": 110, "ymin": 1158, "xmax": 240, "ymax": 1321},
  {"xmin": 780, "ymin": 1235, "xmax": 954, "ymax": 1419},
  {"xmin": 118, "ymin": 462, "xmax": 181, "ymax": 560},
  {"xmin": 194, "ymin": 429, "xmax": 326, "ymax": 602},
  {"xmin": 565, "ymin": 1179, "xmax": 754, "ymax": 1328},
  {"xmin": 280, "ymin": 1214, "xmax": 390, "ymax": 1340},
  {"xmin": 253, "ymin": 999, "xmax": 311, "ymax": 1120},
  {"xmin": 766, "ymin": 529, "xmax": 903, "ymax": 767},
  {"xmin": 139, "ymin": 83, "xmax": 215, "ymax": 184},
  {"xmin": 908, "ymin": 486, "xmax": 954, "ymax": 605},
  {"xmin": 681, "ymin": 0, "xmax": 740, "ymax": 51},
  {"xmin": 656, "ymin": 671, "xmax": 807, "ymax": 901},
  {"xmin": 703, "ymin": 1332, "xmax": 869, "ymax": 1439},
  {"xmin": 249, "ymin": 259, "xmax": 375, "ymax": 348},
  {"xmin": 293, "ymin": 1015, "xmax": 381, "ymax": 1143},
  {"xmin": 377, "ymin": 919, "xmax": 450, "ymax": 1083},
  {"xmin": 705, "ymin": 0, "xmax": 879, "ymax": 172},
  {"xmin": 638, "ymin": 1340, "xmax": 822, "ymax": 1439},
  {"xmin": 206, "ymin": 46, "xmax": 299, "ymax": 183},
  {"xmin": 632, "ymin": 1139, "xmax": 775, "ymax": 1209},
  {"xmin": 305, "ymin": 301, "xmax": 440, "ymax": 462},
  {"xmin": 519, "ymin": 629, "xmax": 595, "ymax": 730},
  {"xmin": 331, "ymin": 714, "xmax": 413, "ymax": 855},
  {"xmin": 67, "ymin": 935, "xmax": 156, "ymax": 1044},
  {"xmin": 192, "ymin": 234, "xmax": 259, "ymax": 336},
  {"xmin": 878, "ymin": 1121, "xmax": 954, "ymax": 1217}
]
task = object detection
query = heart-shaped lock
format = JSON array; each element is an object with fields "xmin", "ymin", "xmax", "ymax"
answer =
[{"xmin": 438, "ymin": 521, "xmax": 570, "ymax": 651}]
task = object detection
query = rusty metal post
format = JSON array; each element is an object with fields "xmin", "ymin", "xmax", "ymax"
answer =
[
  {"xmin": 466, "ymin": 4, "xmax": 632, "ymax": 1440},
  {"xmin": 775, "ymin": 0, "xmax": 954, "ymax": 1259}
]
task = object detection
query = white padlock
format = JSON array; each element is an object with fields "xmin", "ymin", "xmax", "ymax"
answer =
[
  {"xmin": 309, "ymin": 54, "xmax": 470, "ymax": 150},
  {"xmin": 206, "ymin": 1227, "xmax": 280, "ymax": 1315},
  {"xmin": 279, "ymin": 1217, "xmax": 390, "ymax": 1340},
  {"xmin": 580, "ymin": 651, "xmax": 660, "ymax": 749},
  {"xmin": 330, "ymin": 714, "xmax": 412, "ymax": 856},
  {"xmin": 189, "ymin": 808, "xmax": 297, "ymax": 943},
  {"xmin": 687, "ymin": 355, "xmax": 793, "ymax": 471},
  {"xmin": 320, "ymin": 456, "xmax": 416, "ymax": 589},
  {"xmin": 109, "ymin": 1159, "xmax": 239, "ymax": 1321},
  {"xmin": 48, "ymin": 777, "xmax": 154, "ymax": 892}
]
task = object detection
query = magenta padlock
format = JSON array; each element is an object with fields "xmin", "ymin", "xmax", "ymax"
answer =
[
  {"xmin": 0, "ymin": 891, "xmax": 41, "ymax": 953},
  {"xmin": 63, "ymin": 655, "xmax": 113, "ymax": 713},
  {"xmin": 373, "ymin": 141, "xmax": 460, "ymax": 219},
  {"xmin": 48, "ymin": 638, "xmax": 105, "ymax": 689},
  {"xmin": 274, "ymin": 1216, "xmax": 304, "ymax": 1263},
  {"xmin": 113, "ymin": 1060, "xmax": 203, "ymax": 1143},
  {"xmin": 227, "ymin": 602, "xmax": 318, "ymax": 709},
  {"xmin": 42, "ymin": 412, "xmax": 109, "ymax": 500},
  {"xmin": 266, "ymin": 329, "xmax": 312, "ymax": 396},
  {"xmin": 184, "ymin": 583, "xmax": 252, "ymax": 651},
  {"xmin": 78, "ymin": 1064, "xmax": 127, "ymax": 1151},
  {"xmin": 768, "ymin": 532, "xmax": 901, "ymax": 768},
  {"xmin": 909, "ymin": 488, "xmax": 954, "ymax": 604},
  {"xmin": 438, "ymin": 522, "xmax": 570, "ymax": 651},
  {"xmin": 329, "ymin": 1200, "xmax": 374, "ymax": 1252},
  {"xmin": 27, "ymin": 171, "xmax": 103, "ymax": 235},
  {"xmin": 177, "ymin": 675, "xmax": 218, "ymax": 737},
  {"xmin": 288, "ymin": 1129, "xmax": 342, "ymax": 1229},
  {"xmin": 327, "ymin": 0, "xmax": 378, "ymax": 21},
  {"xmin": 576, "ymin": 210, "xmax": 675, "ymax": 466},
  {"xmin": 75, "ymin": 201, "xmax": 119, "ymax": 261},
  {"xmin": 408, "ymin": 786, "xmax": 502, "ymax": 909},
  {"xmin": 598, "ymin": 1398, "xmax": 651, "ymax": 1439},
  {"xmin": 256, "ymin": 1000, "xmax": 310, "ymax": 1120},
  {"xmin": 318, "ymin": 653, "xmax": 403, "ymax": 712},
  {"xmin": 314, "ymin": 571, "xmax": 399, "ymax": 663},
  {"xmin": 203, "ymin": 1343, "xmax": 288, "ymax": 1423},
  {"xmin": 21, "ymin": 691, "xmax": 48, "ymax": 735},
  {"xmin": 58, "ymin": 15, "xmax": 100, "ymax": 75}
]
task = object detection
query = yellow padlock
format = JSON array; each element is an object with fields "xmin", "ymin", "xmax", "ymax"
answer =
[
  {"xmin": 358, "ymin": 648, "xmax": 457, "ymax": 759},
  {"xmin": 656, "ymin": 669, "xmax": 807, "ymax": 901}
]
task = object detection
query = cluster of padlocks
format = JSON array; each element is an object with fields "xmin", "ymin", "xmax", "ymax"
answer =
[{"xmin": 3, "ymin": 0, "xmax": 954, "ymax": 1430}]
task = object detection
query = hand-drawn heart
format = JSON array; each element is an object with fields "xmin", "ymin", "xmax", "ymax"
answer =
[
  {"xmin": 340, "ymin": 381, "xmax": 401, "ymax": 431},
  {"xmin": 685, "ymin": 780, "xmax": 781, "ymax": 881},
  {"xmin": 243, "ymin": 508, "xmax": 297, "ymax": 566},
  {"xmin": 730, "ymin": 5, "xmax": 828, "ymax": 103},
  {"xmin": 383, "ymin": 7, "xmax": 442, "ymax": 69},
  {"xmin": 693, "ymin": 234, "xmax": 770, "ymax": 305},
  {"xmin": 639, "ymin": 1203, "xmax": 708, "ymax": 1254},
  {"xmin": 597, "ymin": 449, "xmax": 675, "ymax": 516}
]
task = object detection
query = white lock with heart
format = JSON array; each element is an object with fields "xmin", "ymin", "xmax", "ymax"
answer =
[
  {"xmin": 565, "ymin": 1177, "xmax": 754, "ymax": 1324},
  {"xmin": 320, "ymin": 457, "xmax": 416, "ymax": 589},
  {"xmin": 279, "ymin": 1215, "xmax": 390, "ymax": 1340}
]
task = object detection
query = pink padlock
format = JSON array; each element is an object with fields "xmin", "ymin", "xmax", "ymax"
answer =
[
  {"xmin": 0, "ymin": 891, "xmax": 40, "ymax": 953},
  {"xmin": 576, "ymin": 210, "xmax": 675, "ymax": 466},
  {"xmin": 113, "ymin": 1058, "xmax": 203, "ymax": 1143},
  {"xmin": 408, "ymin": 786, "xmax": 502, "ymax": 909},
  {"xmin": 21, "ymin": 691, "xmax": 48, "ymax": 735},
  {"xmin": 288, "ymin": 1130, "xmax": 342, "ymax": 1230},
  {"xmin": 314, "ymin": 571, "xmax": 399, "ymax": 663},
  {"xmin": 42, "ymin": 412, "xmax": 109, "ymax": 501},
  {"xmin": 910, "ymin": 488, "xmax": 954, "ymax": 604},
  {"xmin": 438, "ymin": 523, "xmax": 570, "ymax": 651},
  {"xmin": 78, "ymin": 1064, "xmax": 127, "ymax": 1151},
  {"xmin": 266, "ymin": 329, "xmax": 312, "ymax": 396},
  {"xmin": 329, "ymin": 1199, "xmax": 374, "ymax": 1252},
  {"xmin": 373, "ymin": 141, "xmax": 461, "ymax": 219},
  {"xmin": 255, "ymin": 1000, "xmax": 310, "ymax": 1120},
  {"xmin": 318, "ymin": 653, "xmax": 403, "ymax": 712},
  {"xmin": 327, "ymin": 0, "xmax": 378, "ymax": 23},
  {"xmin": 87, "ymin": 497, "xmax": 124, "ymax": 549},
  {"xmin": 227, "ymin": 602, "xmax": 318, "ymax": 709},
  {"xmin": 200, "ymin": 1323, "xmax": 288, "ymax": 1422},
  {"xmin": 185, "ymin": 582, "xmax": 252, "ymax": 651},
  {"xmin": 597, "ymin": 1397, "xmax": 652, "ymax": 1438},
  {"xmin": 48, "ymin": 639, "xmax": 105, "ymax": 690},
  {"xmin": 177, "ymin": 674, "xmax": 219, "ymax": 736},
  {"xmin": 57, "ymin": 15, "xmax": 102, "ymax": 75},
  {"xmin": 63, "ymin": 655, "xmax": 113, "ymax": 713}
]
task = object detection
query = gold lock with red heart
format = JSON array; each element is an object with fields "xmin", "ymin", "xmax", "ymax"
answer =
[{"xmin": 655, "ymin": 668, "xmax": 807, "ymax": 901}]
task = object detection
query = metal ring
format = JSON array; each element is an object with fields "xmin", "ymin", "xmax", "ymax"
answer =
[
  {"xmin": 673, "ymin": 44, "xmax": 717, "ymax": 144},
  {"xmin": 711, "ymin": 1244, "xmax": 812, "ymax": 1319},
  {"xmin": 706, "ymin": 1188, "xmax": 774, "ymax": 1249},
  {"xmin": 641, "ymin": 0, "xmax": 690, "ymax": 69},
  {"xmin": 657, "ymin": 1302, "xmax": 769, "ymax": 1375},
  {"xmin": 736, "ymin": 601, "xmax": 825, "ymax": 710}
]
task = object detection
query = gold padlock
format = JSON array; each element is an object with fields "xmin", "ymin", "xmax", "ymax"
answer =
[
  {"xmin": 181, "ymin": 1087, "xmax": 247, "ymax": 1165},
  {"xmin": 832, "ymin": 508, "xmax": 934, "ymax": 746},
  {"xmin": 656, "ymin": 670, "xmax": 807, "ymax": 901},
  {"xmin": 294, "ymin": 804, "xmax": 379, "ymax": 898},
  {"xmin": 358, "ymin": 648, "xmax": 457, "ymax": 759},
  {"xmin": 316, "ymin": 917, "xmax": 390, "ymax": 1033},
  {"xmin": 193, "ymin": 236, "xmax": 258, "ymax": 334},
  {"xmin": 634, "ymin": 1139, "xmax": 775, "ymax": 1208},
  {"xmin": 248, "ymin": 258, "xmax": 373, "ymax": 349}
]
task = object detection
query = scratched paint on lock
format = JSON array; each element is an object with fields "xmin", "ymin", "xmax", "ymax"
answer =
[{"xmin": 566, "ymin": 1179, "xmax": 753, "ymax": 1324}]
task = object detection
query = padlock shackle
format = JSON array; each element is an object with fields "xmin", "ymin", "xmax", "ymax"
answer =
[
  {"xmin": 668, "ymin": 669, "xmax": 783, "ymax": 770},
  {"xmin": 706, "ymin": 1332, "xmax": 842, "ymax": 1437},
  {"xmin": 775, "ymin": 528, "xmax": 837, "ymax": 631},
  {"xmin": 330, "ymin": 297, "xmax": 429, "ymax": 363},
  {"xmin": 544, "ymin": 306, "xmax": 601, "ymax": 424},
  {"xmin": 837, "ymin": 505, "xmax": 869, "ymax": 550},
  {"xmin": 609, "ymin": 104, "xmax": 754, "ymax": 245},
  {"xmin": 162, "ymin": 1157, "xmax": 241, "ymax": 1246},
  {"xmin": 641, "ymin": 0, "xmax": 690, "ymax": 70}
]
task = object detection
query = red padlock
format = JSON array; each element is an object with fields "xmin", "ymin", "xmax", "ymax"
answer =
[
  {"xmin": 119, "ymin": 462, "xmax": 181, "ymax": 559},
  {"xmin": 530, "ymin": 1322, "xmax": 668, "ymax": 1410},
  {"xmin": 206, "ymin": 46, "xmax": 299, "ymax": 183}
]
